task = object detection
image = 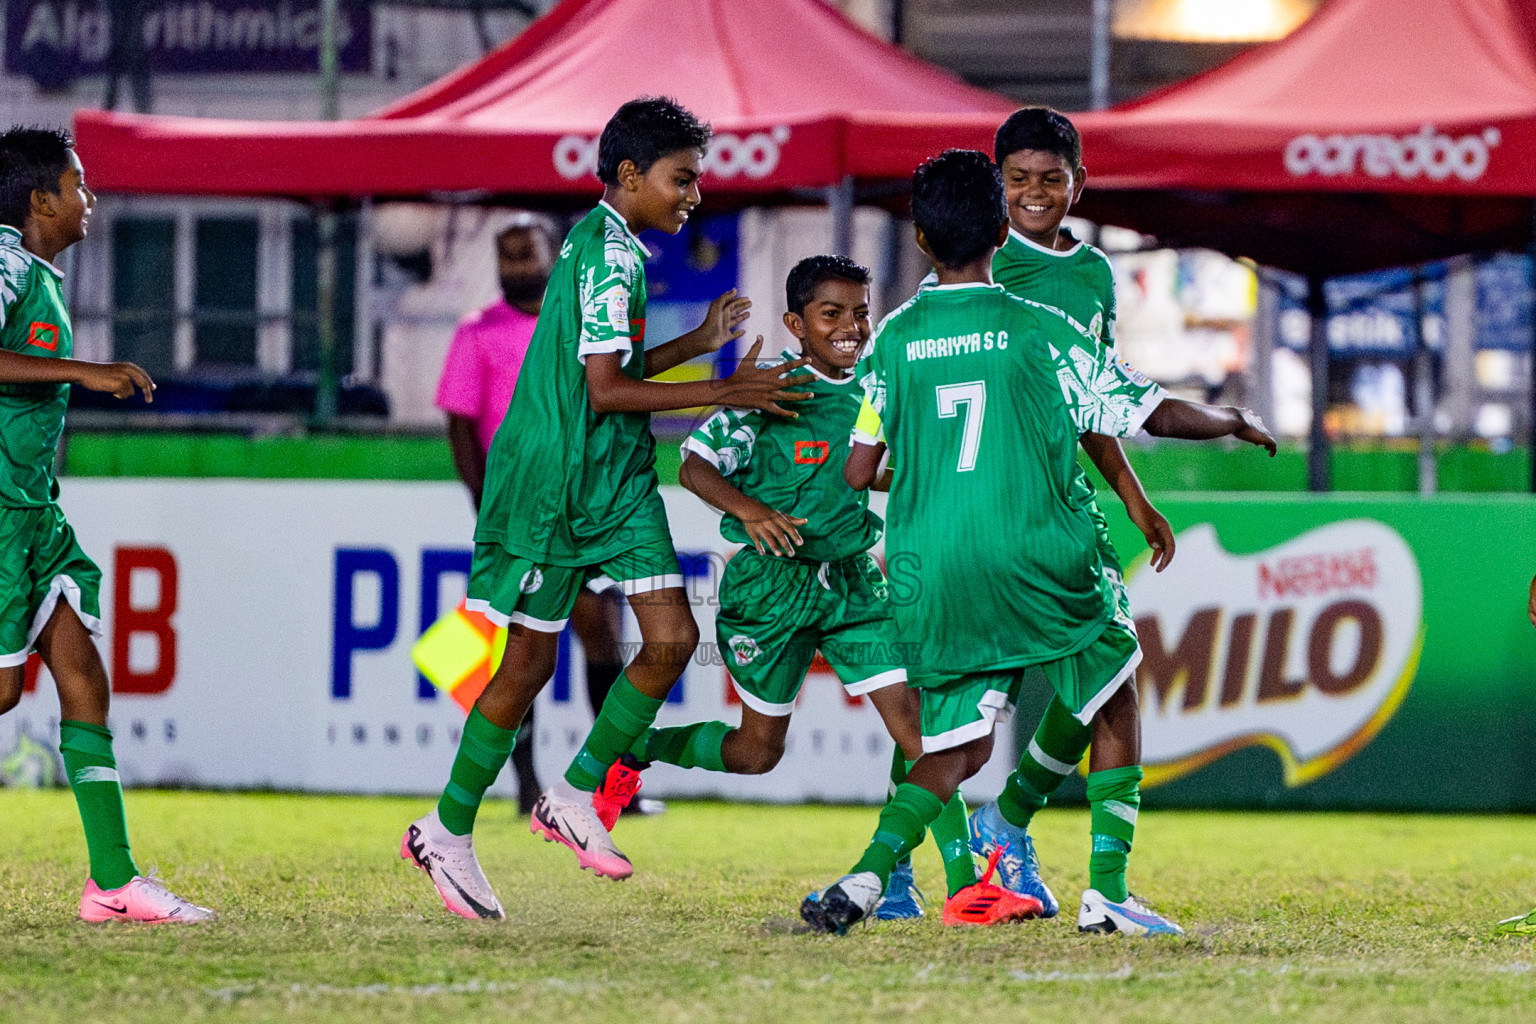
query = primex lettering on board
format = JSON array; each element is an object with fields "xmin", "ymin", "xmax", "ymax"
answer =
[
  {"xmin": 0, "ymin": 480, "xmax": 943, "ymax": 803},
  {"xmin": 1128, "ymin": 519, "xmax": 1422, "ymax": 796}
]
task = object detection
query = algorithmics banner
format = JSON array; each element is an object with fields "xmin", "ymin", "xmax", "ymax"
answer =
[
  {"xmin": 0, "ymin": 480, "xmax": 1011, "ymax": 804},
  {"xmin": 6, "ymin": 2, "xmax": 372, "ymax": 88}
]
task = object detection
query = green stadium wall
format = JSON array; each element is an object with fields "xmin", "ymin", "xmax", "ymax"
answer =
[{"xmin": 60, "ymin": 431, "xmax": 1533, "ymax": 493}]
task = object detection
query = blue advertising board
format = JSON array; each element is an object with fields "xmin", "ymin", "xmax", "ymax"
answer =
[{"xmin": 1275, "ymin": 255, "xmax": 1533, "ymax": 356}]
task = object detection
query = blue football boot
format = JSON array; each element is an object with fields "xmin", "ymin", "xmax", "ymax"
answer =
[
  {"xmin": 873, "ymin": 859, "xmax": 925, "ymax": 920},
  {"xmin": 967, "ymin": 800, "xmax": 1059, "ymax": 918}
]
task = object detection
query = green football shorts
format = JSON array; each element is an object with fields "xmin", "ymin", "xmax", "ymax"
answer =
[
  {"xmin": 0, "ymin": 505, "xmax": 103, "ymax": 666},
  {"xmin": 466, "ymin": 528, "xmax": 681, "ymax": 633},
  {"xmin": 717, "ymin": 549, "xmax": 908, "ymax": 716},
  {"xmin": 1089, "ymin": 499, "xmax": 1135, "ymax": 626},
  {"xmin": 918, "ymin": 620, "xmax": 1141, "ymax": 753}
]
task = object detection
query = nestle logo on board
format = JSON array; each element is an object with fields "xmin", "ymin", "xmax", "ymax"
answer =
[
  {"xmin": 1129, "ymin": 521, "xmax": 1423, "ymax": 789},
  {"xmin": 1283, "ymin": 124, "xmax": 1500, "ymax": 182}
]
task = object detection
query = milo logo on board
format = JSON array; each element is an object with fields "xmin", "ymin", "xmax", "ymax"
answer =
[{"xmin": 1127, "ymin": 520, "xmax": 1423, "ymax": 788}]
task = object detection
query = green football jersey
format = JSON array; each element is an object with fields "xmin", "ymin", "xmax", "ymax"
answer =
[
  {"xmin": 921, "ymin": 230, "xmax": 1116, "ymax": 347},
  {"xmin": 684, "ymin": 352, "xmax": 880, "ymax": 562},
  {"xmin": 991, "ymin": 228, "xmax": 1120, "ymax": 517},
  {"xmin": 859, "ymin": 283, "xmax": 1164, "ymax": 678},
  {"xmin": 0, "ymin": 225, "xmax": 73, "ymax": 509},
  {"xmin": 475, "ymin": 202, "xmax": 664, "ymax": 566},
  {"xmin": 992, "ymin": 228, "xmax": 1116, "ymax": 347}
]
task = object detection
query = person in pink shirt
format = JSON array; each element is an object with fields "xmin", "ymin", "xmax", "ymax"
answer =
[{"xmin": 436, "ymin": 215, "xmax": 629, "ymax": 816}]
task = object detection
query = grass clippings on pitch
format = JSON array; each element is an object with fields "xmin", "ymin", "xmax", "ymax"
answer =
[{"xmin": 1, "ymin": 791, "xmax": 1534, "ymax": 1023}]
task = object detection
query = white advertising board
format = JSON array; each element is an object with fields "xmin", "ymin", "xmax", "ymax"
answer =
[{"xmin": 4, "ymin": 480, "xmax": 1010, "ymax": 803}]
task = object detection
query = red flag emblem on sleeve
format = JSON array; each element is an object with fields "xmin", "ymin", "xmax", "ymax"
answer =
[{"xmin": 26, "ymin": 322, "xmax": 59, "ymax": 351}]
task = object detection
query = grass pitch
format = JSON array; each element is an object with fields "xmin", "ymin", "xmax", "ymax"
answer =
[{"xmin": 2, "ymin": 791, "xmax": 1535, "ymax": 1023}]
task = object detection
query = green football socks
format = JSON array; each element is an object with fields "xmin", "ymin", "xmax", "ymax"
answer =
[
  {"xmin": 436, "ymin": 707, "xmax": 517, "ymax": 836},
  {"xmin": 632, "ymin": 719, "xmax": 730, "ymax": 773},
  {"xmin": 997, "ymin": 696, "xmax": 1091, "ymax": 830},
  {"xmin": 887, "ymin": 749, "xmax": 977, "ymax": 897},
  {"xmin": 931, "ymin": 792, "xmax": 977, "ymax": 896},
  {"xmin": 1086, "ymin": 765, "xmax": 1143, "ymax": 902},
  {"xmin": 59, "ymin": 721, "xmax": 139, "ymax": 891},
  {"xmin": 851, "ymin": 782, "xmax": 944, "ymax": 890},
  {"xmin": 565, "ymin": 672, "xmax": 665, "ymax": 792}
]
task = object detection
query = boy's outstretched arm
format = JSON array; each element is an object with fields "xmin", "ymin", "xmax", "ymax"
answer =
[
  {"xmin": 679, "ymin": 452, "xmax": 806, "ymax": 557},
  {"xmin": 1079, "ymin": 432, "xmax": 1174, "ymax": 572},
  {"xmin": 0, "ymin": 349, "xmax": 154, "ymax": 401},
  {"xmin": 1143, "ymin": 399, "xmax": 1277, "ymax": 455},
  {"xmin": 844, "ymin": 441, "xmax": 889, "ymax": 492},
  {"xmin": 587, "ymin": 336, "xmax": 809, "ymax": 418},
  {"xmin": 644, "ymin": 290, "xmax": 750, "ymax": 377}
]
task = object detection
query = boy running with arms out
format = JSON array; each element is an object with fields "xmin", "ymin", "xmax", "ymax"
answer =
[
  {"xmin": 801, "ymin": 150, "xmax": 1274, "ymax": 937},
  {"xmin": 966, "ymin": 106, "xmax": 1178, "ymax": 918},
  {"xmin": 402, "ymin": 97, "xmax": 807, "ymax": 919},
  {"xmin": 0, "ymin": 127, "xmax": 213, "ymax": 923},
  {"xmin": 632, "ymin": 255, "xmax": 1018, "ymax": 924}
]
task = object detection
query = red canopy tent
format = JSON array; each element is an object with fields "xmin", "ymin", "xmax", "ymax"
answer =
[
  {"xmin": 1065, "ymin": 0, "xmax": 1536, "ymax": 491},
  {"xmin": 1071, "ymin": 0, "xmax": 1536, "ymax": 277},
  {"xmin": 73, "ymin": 0, "xmax": 1011, "ymax": 200}
]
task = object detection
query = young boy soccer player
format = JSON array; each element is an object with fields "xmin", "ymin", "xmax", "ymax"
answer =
[
  {"xmin": 0, "ymin": 127, "xmax": 213, "ymax": 923},
  {"xmin": 626, "ymin": 255, "xmax": 1023, "ymax": 925},
  {"xmin": 964, "ymin": 106, "xmax": 1179, "ymax": 918},
  {"xmin": 800, "ymin": 150, "xmax": 1275, "ymax": 937},
  {"xmin": 401, "ymin": 97, "xmax": 810, "ymax": 919}
]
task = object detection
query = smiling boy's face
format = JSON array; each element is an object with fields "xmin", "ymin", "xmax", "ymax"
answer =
[
  {"xmin": 625, "ymin": 148, "xmax": 704, "ymax": 235},
  {"xmin": 41, "ymin": 148, "xmax": 94, "ymax": 248},
  {"xmin": 999, "ymin": 148, "xmax": 1083, "ymax": 246},
  {"xmin": 785, "ymin": 278, "xmax": 870, "ymax": 377}
]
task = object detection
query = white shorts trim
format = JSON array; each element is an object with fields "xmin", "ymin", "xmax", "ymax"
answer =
[
  {"xmin": 844, "ymin": 668, "xmax": 907, "ymax": 697},
  {"xmin": 465, "ymin": 598, "xmax": 569, "ymax": 634},
  {"xmin": 464, "ymin": 597, "xmax": 509, "ymax": 628},
  {"xmin": 732, "ymin": 679, "xmax": 796, "ymax": 717},
  {"xmin": 585, "ymin": 575, "xmax": 619, "ymax": 594},
  {"xmin": 921, "ymin": 687, "xmax": 1015, "ymax": 754},
  {"xmin": 619, "ymin": 573, "xmax": 684, "ymax": 596},
  {"xmin": 510, "ymin": 611, "xmax": 568, "ymax": 633},
  {"xmin": 8, "ymin": 574, "xmax": 103, "ymax": 668},
  {"xmin": 1027, "ymin": 737, "xmax": 1079, "ymax": 777},
  {"xmin": 1072, "ymin": 644, "xmax": 1144, "ymax": 725}
]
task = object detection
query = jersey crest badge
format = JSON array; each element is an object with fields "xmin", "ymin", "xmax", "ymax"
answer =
[
  {"xmin": 519, "ymin": 569, "xmax": 544, "ymax": 594},
  {"xmin": 728, "ymin": 634, "xmax": 760, "ymax": 665}
]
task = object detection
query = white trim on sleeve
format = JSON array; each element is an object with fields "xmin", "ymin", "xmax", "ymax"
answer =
[
  {"xmin": 680, "ymin": 436, "xmax": 723, "ymax": 469},
  {"xmin": 1122, "ymin": 388, "xmax": 1167, "ymax": 437},
  {"xmin": 576, "ymin": 337, "xmax": 635, "ymax": 367}
]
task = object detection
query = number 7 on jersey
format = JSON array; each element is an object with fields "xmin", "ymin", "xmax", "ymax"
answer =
[{"xmin": 936, "ymin": 381, "xmax": 986, "ymax": 472}]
